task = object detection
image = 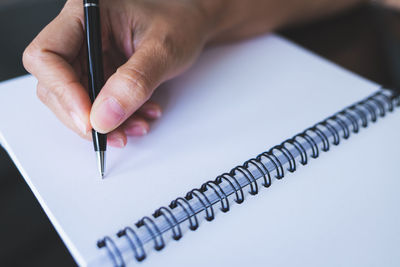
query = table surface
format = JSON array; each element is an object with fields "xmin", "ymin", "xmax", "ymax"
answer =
[{"xmin": 0, "ymin": 2, "xmax": 399, "ymax": 266}]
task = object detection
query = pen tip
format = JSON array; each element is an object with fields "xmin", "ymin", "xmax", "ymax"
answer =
[{"xmin": 97, "ymin": 151, "xmax": 106, "ymax": 179}]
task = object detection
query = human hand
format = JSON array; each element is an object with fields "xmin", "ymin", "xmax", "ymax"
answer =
[
  {"xmin": 24, "ymin": 0, "xmax": 366, "ymax": 148},
  {"xmin": 23, "ymin": 0, "xmax": 213, "ymax": 147}
]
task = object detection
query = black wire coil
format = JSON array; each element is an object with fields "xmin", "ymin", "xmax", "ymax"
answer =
[{"xmin": 97, "ymin": 90, "xmax": 399, "ymax": 267}]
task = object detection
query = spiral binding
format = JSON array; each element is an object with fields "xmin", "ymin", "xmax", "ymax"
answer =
[{"xmin": 97, "ymin": 89, "xmax": 399, "ymax": 267}]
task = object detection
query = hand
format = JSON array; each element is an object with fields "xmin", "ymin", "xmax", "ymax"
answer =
[
  {"xmin": 24, "ymin": 0, "xmax": 365, "ymax": 148},
  {"xmin": 23, "ymin": 0, "xmax": 212, "ymax": 147}
]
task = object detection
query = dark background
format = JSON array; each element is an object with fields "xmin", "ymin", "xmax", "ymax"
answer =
[{"xmin": 0, "ymin": 1, "xmax": 399, "ymax": 266}]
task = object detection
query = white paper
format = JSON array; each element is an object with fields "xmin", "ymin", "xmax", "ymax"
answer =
[{"xmin": 1, "ymin": 34, "xmax": 399, "ymax": 267}]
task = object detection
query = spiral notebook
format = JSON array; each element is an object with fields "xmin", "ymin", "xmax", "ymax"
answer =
[{"xmin": 1, "ymin": 34, "xmax": 400, "ymax": 267}]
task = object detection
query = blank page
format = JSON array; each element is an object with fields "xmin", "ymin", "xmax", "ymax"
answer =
[{"xmin": 1, "ymin": 34, "xmax": 398, "ymax": 267}]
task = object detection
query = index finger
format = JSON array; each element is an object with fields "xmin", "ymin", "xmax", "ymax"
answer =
[{"xmin": 23, "ymin": 3, "xmax": 92, "ymax": 136}]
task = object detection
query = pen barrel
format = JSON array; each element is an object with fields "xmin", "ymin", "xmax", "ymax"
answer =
[
  {"xmin": 84, "ymin": 0, "xmax": 107, "ymax": 152},
  {"xmin": 84, "ymin": 0, "xmax": 104, "ymax": 103},
  {"xmin": 92, "ymin": 131, "xmax": 107, "ymax": 152}
]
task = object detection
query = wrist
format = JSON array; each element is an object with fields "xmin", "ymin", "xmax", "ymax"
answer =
[
  {"xmin": 194, "ymin": 0, "xmax": 284, "ymax": 45},
  {"xmin": 193, "ymin": 0, "xmax": 232, "ymax": 44},
  {"xmin": 370, "ymin": 0, "xmax": 400, "ymax": 9}
]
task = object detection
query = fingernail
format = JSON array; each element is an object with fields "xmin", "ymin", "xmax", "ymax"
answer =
[
  {"xmin": 126, "ymin": 125, "xmax": 148, "ymax": 136},
  {"xmin": 71, "ymin": 112, "xmax": 89, "ymax": 135},
  {"xmin": 93, "ymin": 98, "xmax": 125, "ymax": 132},
  {"xmin": 145, "ymin": 108, "xmax": 162, "ymax": 118},
  {"xmin": 108, "ymin": 136, "xmax": 126, "ymax": 148}
]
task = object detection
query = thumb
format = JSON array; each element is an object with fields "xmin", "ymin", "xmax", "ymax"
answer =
[{"xmin": 90, "ymin": 44, "xmax": 169, "ymax": 133}]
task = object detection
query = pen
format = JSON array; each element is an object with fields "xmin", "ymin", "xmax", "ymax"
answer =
[{"xmin": 84, "ymin": 0, "xmax": 107, "ymax": 178}]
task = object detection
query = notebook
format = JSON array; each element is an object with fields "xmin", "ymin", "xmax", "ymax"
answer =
[{"xmin": 0, "ymin": 34, "xmax": 399, "ymax": 267}]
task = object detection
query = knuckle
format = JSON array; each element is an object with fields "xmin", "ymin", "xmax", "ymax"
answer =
[
  {"xmin": 156, "ymin": 34, "xmax": 179, "ymax": 61},
  {"xmin": 23, "ymin": 42, "xmax": 50, "ymax": 74},
  {"xmin": 52, "ymin": 84, "xmax": 69, "ymax": 104},
  {"xmin": 151, "ymin": 31, "xmax": 191, "ymax": 70},
  {"xmin": 36, "ymin": 84, "xmax": 51, "ymax": 105},
  {"xmin": 116, "ymin": 67, "xmax": 152, "ymax": 101},
  {"xmin": 22, "ymin": 44, "xmax": 39, "ymax": 72},
  {"xmin": 36, "ymin": 82, "xmax": 68, "ymax": 107},
  {"xmin": 64, "ymin": 0, "xmax": 83, "ymax": 11}
]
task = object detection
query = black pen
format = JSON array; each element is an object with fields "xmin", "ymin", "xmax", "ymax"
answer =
[{"xmin": 84, "ymin": 0, "xmax": 107, "ymax": 178}]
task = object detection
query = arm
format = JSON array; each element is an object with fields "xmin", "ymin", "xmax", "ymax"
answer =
[{"xmin": 204, "ymin": 0, "xmax": 366, "ymax": 44}]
